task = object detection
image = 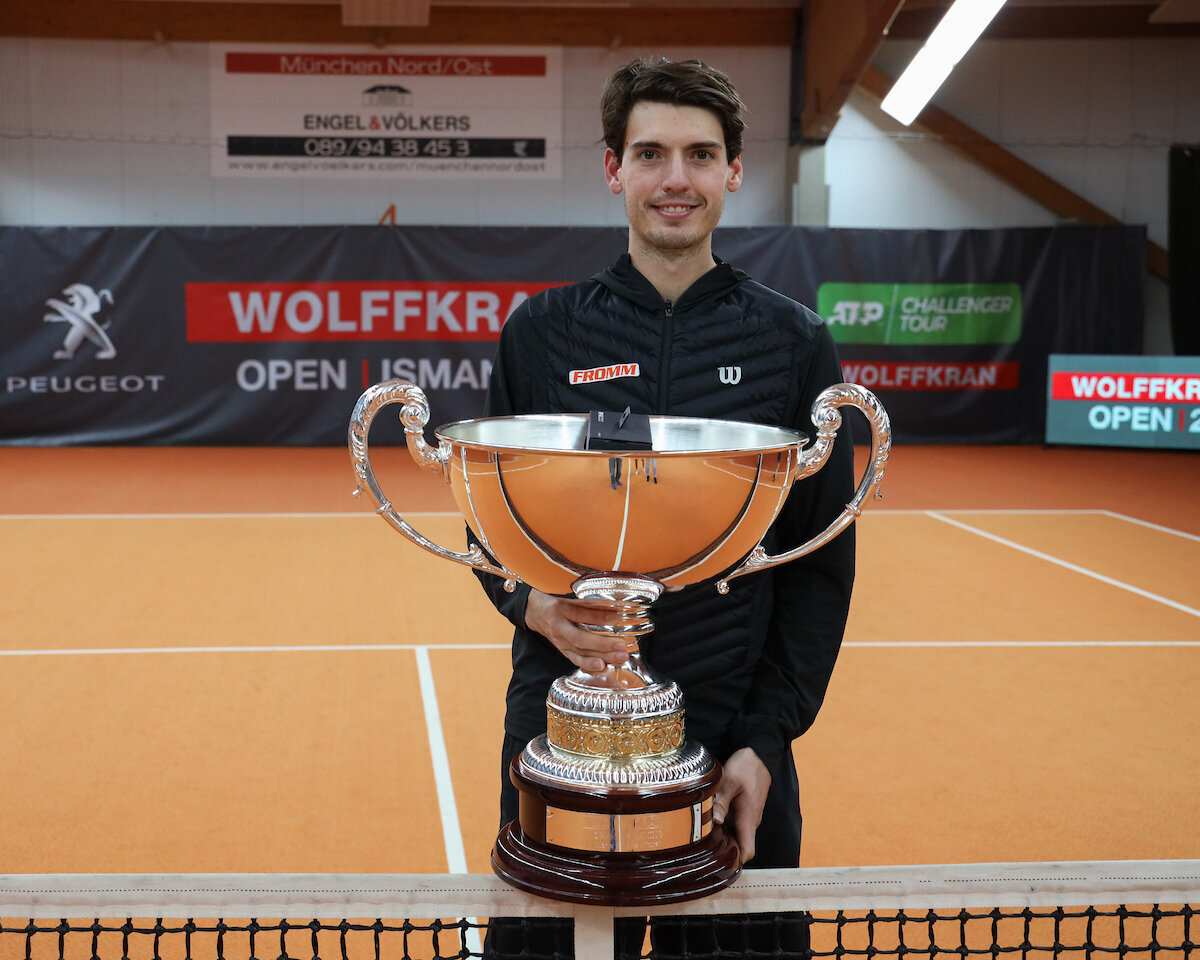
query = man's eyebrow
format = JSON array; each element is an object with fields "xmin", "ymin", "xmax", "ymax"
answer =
[{"xmin": 627, "ymin": 138, "xmax": 723, "ymax": 151}]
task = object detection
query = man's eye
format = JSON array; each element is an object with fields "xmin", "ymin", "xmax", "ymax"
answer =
[
  {"xmin": 639, "ymin": 150, "xmax": 657, "ymax": 161},
  {"xmin": 694, "ymin": 150, "xmax": 713, "ymax": 160}
]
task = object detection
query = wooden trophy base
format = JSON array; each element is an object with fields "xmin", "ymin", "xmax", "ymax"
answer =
[{"xmin": 491, "ymin": 757, "xmax": 742, "ymax": 906}]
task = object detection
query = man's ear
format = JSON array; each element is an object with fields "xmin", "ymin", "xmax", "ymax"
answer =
[
  {"xmin": 604, "ymin": 148, "xmax": 623, "ymax": 195},
  {"xmin": 726, "ymin": 155, "xmax": 743, "ymax": 193}
]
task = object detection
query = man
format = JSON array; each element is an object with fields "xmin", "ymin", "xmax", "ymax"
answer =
[{"xmin": 477, "ymin": 57, "xmax": 855, "ymax": 958}]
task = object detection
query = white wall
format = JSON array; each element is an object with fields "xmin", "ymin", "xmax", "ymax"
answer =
[
  {"xmin": 833, "ymin": 37, "xmax": 1200, "ymax": 248},
  {"xmin": 0, "ymin": 41, "xmax": 791, "ymax": 227},
  {"xmin": 826, "ymin": 38, "xmax": 1200, "ymax": 353},
  {"xmin": 2, "ymin": 35, "xmax": 1197, "ymax": 350}
]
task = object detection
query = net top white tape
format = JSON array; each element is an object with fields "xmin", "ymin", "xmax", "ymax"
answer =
[{"xmin": 3, "ymin": 861, "xmax": 1199, "ymax": 920}]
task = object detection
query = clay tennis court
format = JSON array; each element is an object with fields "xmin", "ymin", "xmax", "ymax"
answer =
[{"xmin": 1, "ymin": 442, "xmax": 1197, "ymax": 877}]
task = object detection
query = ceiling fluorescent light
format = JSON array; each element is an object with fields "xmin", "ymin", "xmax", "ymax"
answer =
[{"xmin": 880, "ymin": 0, "xmax": 1008, "ymax": 126}]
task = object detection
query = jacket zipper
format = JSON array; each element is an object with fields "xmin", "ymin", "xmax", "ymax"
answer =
[{"xmin": 658, "ymin": 299, "xmax": 675, "ymax": 413}]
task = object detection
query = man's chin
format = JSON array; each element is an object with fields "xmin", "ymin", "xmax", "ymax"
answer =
[{"xmin": 639, "ymin": 227, "xmax": 708, "ymax": 254}]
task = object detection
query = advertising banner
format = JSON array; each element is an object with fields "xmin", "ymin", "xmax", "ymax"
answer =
[
  {"xmin": 721, "ymin": 225, "xmax": 1146, "ymax": 445},
  {"xmin": 0, "ymin": 225, "xmax": 1144, "ymax": 446},
  {"xmin": 1046, "ymin": 355, "xmax": 1200, "ymax": 449},
  {"xmin": 211, "ymin": 45, "xmax": 562, "ymax": 179},
  {"xmin": 818, "ymin": 283, "xmax": 1023, "ymax": 346}
]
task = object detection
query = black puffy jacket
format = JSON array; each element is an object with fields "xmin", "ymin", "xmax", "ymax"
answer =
[{"xmin": 475, "ymin": 254, "xmax": 855, "ymax": 773}]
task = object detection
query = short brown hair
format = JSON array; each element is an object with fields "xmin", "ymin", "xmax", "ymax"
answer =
[{"xmin": 600, "ymin": 57, "xmax": 747, "ymax": 161}]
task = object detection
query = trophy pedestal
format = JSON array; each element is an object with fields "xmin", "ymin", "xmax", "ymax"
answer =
[
  {"xmin": 488, "ymin": 611, "xmax": 744, "ymax": 906},
  {"xmin": 492, "ymin": 753, "xmax": 741, "ymax": 906}
]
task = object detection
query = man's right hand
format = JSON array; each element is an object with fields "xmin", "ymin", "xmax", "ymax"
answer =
[{"xmin": 523, "ymin": 589, "xmax": 630, "ymax": 674}]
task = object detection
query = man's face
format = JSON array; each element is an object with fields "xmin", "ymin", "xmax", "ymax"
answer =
[{"xmin": 604, "ymin": 100, "xmax": 742, "ymax": 259}]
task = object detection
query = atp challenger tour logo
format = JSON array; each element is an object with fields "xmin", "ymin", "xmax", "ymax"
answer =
[{"xmin": 819, "ymin": 282, "xmax": 1022, "ymax": 346}]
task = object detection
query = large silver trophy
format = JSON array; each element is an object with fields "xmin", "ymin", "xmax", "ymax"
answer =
[{"xmin": 349, "ymin": 380, "xmax": 890, "ymax": 906}]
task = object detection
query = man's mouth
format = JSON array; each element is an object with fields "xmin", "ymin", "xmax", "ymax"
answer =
[{"xmin": 654, "ymin": 203, "xmax": 699, "ymax": 216}]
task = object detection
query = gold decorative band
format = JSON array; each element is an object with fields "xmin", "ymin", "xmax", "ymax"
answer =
[
  {"xmin": 544, "ymin": 799, "xmax": 713, "ymax": 853},
  {"xmin": 546, "ymin": 707, "xmax": 684, "ymax": 759}
]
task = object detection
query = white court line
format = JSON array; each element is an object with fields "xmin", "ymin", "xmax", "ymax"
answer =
[
  {"xmin": 414, "ymin": 648, "xmax": 469, "ymax": 874},
  {"xmin": 0, "ymin": 512, "xmax": 446, "ymax": 521},
  {"xmin": 1100, "ymin": 509, "xmax": 1200, "ymax": 543},
  {"xmin": 870, "ymin": 508, "xmax": 1200, "ymax": 541},
  {"xmin": 844, "ymin": 640, "xmax": 1200, "ymax": 647},
  {"xmin": 3, "ymin": 639, "xmax": 1199, "ymax": 657},
  {"xmin": 3, "ymin": 508, "xmax": 1198, "ymax": 542},
  {"xmin": 875, "ymin": 508, "xmax": 1107, "ymax": 515},
  {"xmin": 912, "ymin": 507, "xmax": 1200, "ymax": 543},
  {"xmin": 928, "ymin": 511, "xmax": 1200, "ymax": 620},
  {"xmin": 0, "ymin": 644, "xmax": 510, "ymax": 656},
  {"xmin": 414, "ymin": 648, "xmax": 483, "ymax": 955}
]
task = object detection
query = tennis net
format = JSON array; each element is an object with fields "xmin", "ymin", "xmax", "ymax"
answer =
[{"xmin": 2, "ymin": 860, "xmax": 1196, "ymax": 960}]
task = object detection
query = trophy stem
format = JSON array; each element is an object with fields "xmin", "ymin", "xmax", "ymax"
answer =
[{"xmin": 563, "ymin": 573, "xmax": 668, "ymax": 694}]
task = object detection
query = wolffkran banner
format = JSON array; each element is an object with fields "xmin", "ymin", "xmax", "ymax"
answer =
[
  {"xmin": 0, "ymin": 224, "xmax": 1144, "ymax": 446},
  {"xmin": 1046, "ymin": 354, "xmax": 1200, "ymax": 449}
]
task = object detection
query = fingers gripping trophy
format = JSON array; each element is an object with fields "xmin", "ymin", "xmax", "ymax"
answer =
[{"xmin": 348, "ymin": 378, "xmax": 890, "ymax": 906}]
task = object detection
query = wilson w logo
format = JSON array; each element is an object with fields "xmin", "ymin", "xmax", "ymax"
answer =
[{"xmin": 718, "ymin": 366, "xmax": 742, "ymax": 385}]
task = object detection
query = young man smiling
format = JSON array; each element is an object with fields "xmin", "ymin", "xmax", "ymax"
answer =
[
  {"xmin": 604, "ymin": 99, "xmax": 742, "ymax": 296},
  {"xmin": 478, "ymin": 57, "xmax": 854, "ymax": 958}
]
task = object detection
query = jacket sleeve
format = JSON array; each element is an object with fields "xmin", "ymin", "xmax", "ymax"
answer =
[
  {"xmin": 467, "ymin": 299, "xmax": 538, "ymax": 628},
  {"xmin": 727, "ymin": 322, "xmax": 856, "ymax": 773}
]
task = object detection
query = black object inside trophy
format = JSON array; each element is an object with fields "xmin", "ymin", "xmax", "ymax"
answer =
[{"xmin": 586, "ymin": 408, "xmax": 653, "ymax": 451}]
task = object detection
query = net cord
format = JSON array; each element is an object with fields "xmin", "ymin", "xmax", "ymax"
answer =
[{"xmin": 3, "ymin": 861, "xmax": 1199, "ymax": 919}]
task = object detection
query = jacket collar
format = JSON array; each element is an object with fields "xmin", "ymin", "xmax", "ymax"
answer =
[{"xmin": 593, "ymin": 254, "xmax": 746, "ymax": 313}]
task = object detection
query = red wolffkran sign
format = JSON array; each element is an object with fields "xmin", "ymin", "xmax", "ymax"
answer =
[
  {"xmin": 186, "ymin": 281, "xmax": 562, "ymax": 342},
  {"xmin": 1050, "ymin": 371, "xmax": 1200, "ymax": 403},
  {"xmin": 841, "ymin": 361, "xmax": 1021, "ymax": 391}
]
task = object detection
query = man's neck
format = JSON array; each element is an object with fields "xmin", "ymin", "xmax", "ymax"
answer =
[{"xmin": 628, "ymin": 240, "xmax": 717, "ymax": 304}]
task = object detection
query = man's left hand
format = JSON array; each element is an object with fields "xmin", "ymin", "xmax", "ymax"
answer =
[{"xmin": 712, "ymin": 747, "xmax": 771, "ymax": 864}]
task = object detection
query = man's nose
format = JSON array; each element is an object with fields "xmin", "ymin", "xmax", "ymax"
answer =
[{"xmin": 661, "ymin": 154, "xmax": 689, "ymax": 191}]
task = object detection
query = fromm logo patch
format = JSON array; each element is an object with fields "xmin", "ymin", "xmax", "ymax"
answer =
[{"xmin": 569, "ymin": 362, "xmax": 640, "ymax": 385}]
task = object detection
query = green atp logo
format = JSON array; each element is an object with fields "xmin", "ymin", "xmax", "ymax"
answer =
[
  {"xmin": 826, "ymin": 300, "xmax": 885, "ymax": 328},
  {"xmin": 818, "ymin": 283, "xmax": 1022, "ymax": 346}
]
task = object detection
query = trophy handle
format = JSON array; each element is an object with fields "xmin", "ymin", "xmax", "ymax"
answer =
[
  {"xmin": 349, "ymin": 379, "xmax": 518, "ymax": 589},
  {"xmin": 716, "ymin": 383, "xmax": 891, "ymax": 593}
]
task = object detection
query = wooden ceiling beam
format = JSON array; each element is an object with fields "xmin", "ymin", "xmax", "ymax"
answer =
[
  {"xmin": 857, "ymin": 65, "xmax": 1170, "ymax": 281},
  {"xmin": 0, "ymin": 0, "xmax": 795, "ymax": 45},
  {"xmin": 800, "ymin": 0, "xmax": 906, "ymax": 141}
]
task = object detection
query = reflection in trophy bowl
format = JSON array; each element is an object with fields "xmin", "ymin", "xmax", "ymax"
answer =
[{"xmin": 439, "ymin": 414, "xmax": 804, "ymax": 597}]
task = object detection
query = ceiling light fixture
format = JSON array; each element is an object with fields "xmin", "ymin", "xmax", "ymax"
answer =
[{"xmin": 880, "ymin": 0, "xmax": 1008, "ymax": 126}]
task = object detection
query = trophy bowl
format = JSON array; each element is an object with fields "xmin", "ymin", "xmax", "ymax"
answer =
[{"xmin": 349, "ymin": 380, "xmax": 890, "ymax": 905}]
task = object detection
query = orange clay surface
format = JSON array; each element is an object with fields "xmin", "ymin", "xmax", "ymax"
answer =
[{"xmin": 0, "ymin": 444, "xmax": 1196, "ymax": 873}]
